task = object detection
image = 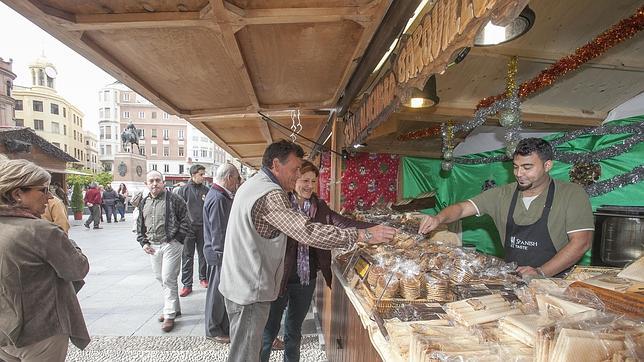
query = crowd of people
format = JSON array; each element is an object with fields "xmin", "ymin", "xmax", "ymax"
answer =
[
  {"xmin": 0, "ymin": 137, "xmax": 592, "ymax": 362},
  {"xmin": 82, "ymin": 183, "xmax": 129, "ymax": 229}
]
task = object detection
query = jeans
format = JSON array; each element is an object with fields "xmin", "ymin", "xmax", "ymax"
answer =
[
  {"xmin": 225, "ymin": 298, "xmax": 270, "ymax": 362},
  {"xmin": 181, "ymin": 226, "xmax": 207, "ymax": 287},
  {"xmin": 149, "ymin": 241, "xmax": 183, "ymax": 319},
  {"xmin": 116, "ymin": 203, "xmax": 126, "ymax": 220},
  {"xmin": 104, "ymin": 204, "xmax": 118, "ymax": 222},
  {"xmin": 84, "ymin": 205, "xmax": 101, "ymax": 228},
  {"xmin": 260, "ymin": 279, "xmax": 316, "ymax": 362}
]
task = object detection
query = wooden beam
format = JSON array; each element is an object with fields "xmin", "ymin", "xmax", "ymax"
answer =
[
  {"xmin": 223, "ymin": 3, "xmax": 372, "ymax": 26},
  {"xmin": 393, "ymin": 104, "xmax": 603, "ymax": 127},
  {"xmin": 470, "ymin": 47, "xmax": 644, "ymax": 73},
  {"xmin": 227, "ymin": 141, "xmax": 268, "ymax": 147},
  {"xmin": 59, "ymin": 12, "xmax": 214, "ymax": 31},
  {"xmin": 190, "ymin": 121, "xmax": 244, "ymax": 161}
]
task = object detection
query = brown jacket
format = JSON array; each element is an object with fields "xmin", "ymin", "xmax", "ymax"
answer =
[
  {"xmin": 0, "ymin": 209, "xmax": 90, "ymax": 349},
  {"xmin": 42, "ymin": 196, "xmax": 70, "ymax": 234},
  {"xmin": 279, "ymin": 194, "xmax": 374, "ymax": 295}
]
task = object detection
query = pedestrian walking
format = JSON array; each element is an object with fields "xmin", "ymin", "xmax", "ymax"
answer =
[{"xmin": 83, "ymin": 182, "xmax": 102, "ymax": 229}]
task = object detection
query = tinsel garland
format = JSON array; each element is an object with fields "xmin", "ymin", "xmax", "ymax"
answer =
[
  {"xmin": 397, "ymin": 126, "xmax": 441, "ymax": 141},
  {"xmin": 449, "ymin": 121, "xmax": 643, "ymax": 165},
  {"xmin": 477, "ymin": 6, "xmax": 644, "ymax": 109},
  {"xmin": 585, "ymin": 165, "xmax": 644, "ymax": 197}
]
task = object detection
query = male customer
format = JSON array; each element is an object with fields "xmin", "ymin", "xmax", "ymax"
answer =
[
  {"xmin": 137, "ymin": 171, "xmax": 193, "ymax": 332},
  {"xmin": 177, "ymin": 165, "xmax": 210, "ymax": 297},
  {"xmin": 203, "ymin": 163, "xmax": 241, "ymax": 344},
  {"xmin": 102, "ymin": 185, "xmax": 119, "ymax": 223},
  {"xmin": 419, "ymin": 138, "xmax": 594, "ymax": 277},
  {"xmin": 83, "ymin": 182, "xmax": 102, "ymax": 229},
  {"xmin": 219, "ymin": 140, "xmax": 396, "ymax": 362}
]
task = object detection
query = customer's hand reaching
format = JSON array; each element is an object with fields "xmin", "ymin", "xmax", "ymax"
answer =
[{"xmin": 358, "ymin": 225, "xmax": 397, "ymax": 245}]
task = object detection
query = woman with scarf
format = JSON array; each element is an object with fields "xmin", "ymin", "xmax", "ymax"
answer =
[
  {"xmin": 0, "ymin": 159, "xmax": 90, "ymax": 361},
  {"xmin": 260, "ymin": 160, "xmax": 376, "ymax": 362}
]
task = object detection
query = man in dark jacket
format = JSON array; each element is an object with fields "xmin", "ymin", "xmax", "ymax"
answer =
[
  {"xmin": 203, "ymin": 163, "xmax": 241, "ymax": 344},
  {"xmin": 177, "ymin": 164, "xmax": 210, "ymax": 297},
  {"xmin": 102, "ymin": 185, "xmax": 119, "ymax": 223},
  {"xmin": 137, "ymin": 170, "xmax": 193, "ymax": 332},
  {"xmin": 83, "ymin": 182, "xmax": 102, "ymax": 229}
]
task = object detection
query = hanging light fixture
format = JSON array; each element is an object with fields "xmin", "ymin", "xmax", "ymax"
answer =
[
  {"xmin": 404, "ymin": 75, "xmax": 439, "ymax": 108},
  {"xmin": 474, "ymin": 6, "xmax": 535, "ymax": 46}
]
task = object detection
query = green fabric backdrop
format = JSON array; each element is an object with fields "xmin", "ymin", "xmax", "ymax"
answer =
[{"xmin": 402, "ymin": 116, "xmax": 644, "ymax": 263}]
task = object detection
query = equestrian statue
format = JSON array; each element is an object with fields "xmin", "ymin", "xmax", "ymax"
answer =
[{"xmin": 121, "ymin": 121, "xmax": 140, "ymax": 153}]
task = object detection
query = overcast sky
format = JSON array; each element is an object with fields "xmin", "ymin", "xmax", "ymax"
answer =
[{"xmin": 0, "ymin": 2, "xmax": 115, "ymax": 134}]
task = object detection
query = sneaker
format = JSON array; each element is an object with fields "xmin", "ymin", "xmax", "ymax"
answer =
[
  {"xmin": 199, "ymin": 280, "xmax": 208, "ymax": 289},
  {"xmin": 84, "ymin": 223, "xmax": 90, "ymax": 229},
  {"xmin": 179, "ymin": 287, "xmax": 192, "ymax": 297},
  {"xmin": 93, "ymin": 226, "xmax": 102, "ymax": 229}
]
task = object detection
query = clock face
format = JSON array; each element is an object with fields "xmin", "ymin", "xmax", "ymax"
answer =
[{"xmin": 45, "ymin": 66, "xmax": 57, "ymax": 78}]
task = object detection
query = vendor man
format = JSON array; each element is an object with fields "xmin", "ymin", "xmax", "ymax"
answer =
[{"xmin": 419, "ymin": 138, "xmax": 594, "ymax": 277}]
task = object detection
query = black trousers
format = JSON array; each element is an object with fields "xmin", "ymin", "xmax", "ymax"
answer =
[
  {"xmin": 181, "ymin": 226, "xmax": 207, "ymax": 287},
  {"xmin": 205, "ymin": 263, "xmax": 229, "ymax": 337}
]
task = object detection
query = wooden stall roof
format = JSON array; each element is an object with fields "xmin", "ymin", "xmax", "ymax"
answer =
[
  {"xmin": 356, "ymin": 0, "xmax": 644, "ymax": 158},
  {"xmin": 2, "ymin": 0, "xmax": 392, "ymax": 167}
]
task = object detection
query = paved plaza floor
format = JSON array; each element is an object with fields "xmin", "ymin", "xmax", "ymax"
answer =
[{"xmin": 65, "ymin": 215, "xmax": 327, "ymax": 361}]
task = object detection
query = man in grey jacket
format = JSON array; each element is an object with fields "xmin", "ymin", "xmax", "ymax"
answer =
[
  {"xmin": 203, "ymin": 163, "xmax": 241, "ymax": 344},
  {"xmin": 137, "ymin": 170, "xmax": 193, "ymax": 332},
  {"xmin": 177, "ymin": 164, "xmax": 210, "ymax": 297},
  {"xmin": 219, "ymin": 140, "xmax": 396, "ymax": 361}
]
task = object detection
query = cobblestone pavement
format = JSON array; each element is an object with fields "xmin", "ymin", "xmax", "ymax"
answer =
[{"xmin": 67, "ymin": 215, "xmax": 327, "ymax": 361}]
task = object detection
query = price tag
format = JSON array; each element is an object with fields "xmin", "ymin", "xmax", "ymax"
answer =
[{"xmin": 353, "ymin": 255, "xmax": 371, "ymax": 280}]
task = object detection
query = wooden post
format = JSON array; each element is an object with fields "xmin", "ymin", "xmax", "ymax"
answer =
[{"xmin": 329, "ymin": 117, "xmax": 344, "ymax": 211}]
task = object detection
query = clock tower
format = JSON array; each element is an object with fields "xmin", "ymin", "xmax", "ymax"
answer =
[{"xmin": 29, "ymin": 54, "xmax": 57, "ymax": 89}]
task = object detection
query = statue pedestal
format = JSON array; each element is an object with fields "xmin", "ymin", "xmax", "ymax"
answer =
[{"xmin": 113, "ymin": 152, "xmax": 147, "ymax": 194}]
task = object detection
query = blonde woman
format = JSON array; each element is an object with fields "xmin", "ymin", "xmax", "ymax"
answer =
[
  {"xmin": 0, "ymin": 159, "xmax": 90, "ymax": 362},
  {"xmin": 42, "ymin": 184, "xmax": 70, "ymax": 234}
]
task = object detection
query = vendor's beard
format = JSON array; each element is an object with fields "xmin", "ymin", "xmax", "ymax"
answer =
[{"xmin": 517, "ymin": 182, "xmax": 533, "ymax": 191}]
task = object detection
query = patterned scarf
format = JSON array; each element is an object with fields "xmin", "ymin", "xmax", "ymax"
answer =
[{"xmin": 290, "ymin": 194, "xmax": 313, "ymax": 285}]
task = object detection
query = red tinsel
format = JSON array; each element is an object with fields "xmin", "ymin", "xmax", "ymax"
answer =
[
  {"xmin": 397, "ymin": 126, "xmax": 442, "ymax": 141},
  {"xmin": 477, "ymin": 6, "xmax": 644, "ymax": 110}
]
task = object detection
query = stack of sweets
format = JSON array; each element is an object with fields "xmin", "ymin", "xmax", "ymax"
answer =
[
  {"xmin": 401, "ymin": 274, "xmax": 423, "ymax": 300},
  {"xmin": 424, "ymin": 273, "xmax": 450, "ymax": 301},
  {"xmin": 367, "ymin": 265, "xmax": 385, "ymax": 287},
  {"xmin": 450, "ymin": 263, "xmax": 474, "ymax": 284},
  {"xmin": 375, "ymin": 273, "xmax": 400, "ymax": 298}
]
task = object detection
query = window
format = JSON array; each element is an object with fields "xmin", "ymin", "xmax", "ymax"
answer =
[
  {"xmin": 106, "ymin": 145, "xmax": 112, "ymax": 155},
  {"xmin": 74, "ymin": 130, "xmax": 77, "ymax": 140},
  {"xmin": 178, "ymin": 147, "xmax": 184, "ymax": 157},
  {"xmin": 99, "ymin": 127, "xmax": 104, "ymax": 139},
  {"xmin": 193, "ymin": 149, "xmax": 198, "ymax": 157},
  {"xmin": 51, "ymin": 122, "xmax": 60, "ymax": 134},
  {"xmin": 138, "ymin": 128, "xmax": 145, "ymax": 139},
  {"xmin": 33, "ymin": 100, "xmax": 43, "ymax": 112},
  {"xmin": 151, "ymin": 128, "xmax": 157, "ymax": 138},
  {"xmin": 34, "ymin": 119, "xmax": 44, "ymax": 130},
  {"xmin": 123, "ymin": 111, "xmax": 130, "ymax": 119},
  {"xmin": 151, "ymin": 111, "xmax": 157, "ymax": 119},
  {"xmin": 14, "ymin": 119, "xmax": 23, "ymax": 126},
  {"xmin": 53, "ymin": 142, "xmax": 60, "ymax": 148},
  {"xmin": 179, "ymin": 164, "xmax": 184, "ymax": 174},
  {"xmin": 138, "ymin": 111, "xmax": 145, "ymax": 119},
  {"xmin": 139, "ymin": 147, "xmax": 146, "ymax": 156},
  {"xmin": 100, "ymin": 145, "xmax": 105, "ymax": 155},
  {"xmin": 178, "ymin": 129, "xmax": 184, "ymax": 140},
  {"xmin": 63, "ymin": 125, "xmax": 67, "ymax": 135},
  {"xmin": 151, "ymin": 164, "xmax": 157, "ymax": 171},
  {"xmin": 14, "ymin": 100, "xmax": 22, "ymax": 110},
  {"xmin": 162, "ymin": 112, "xmax": 169, "ymax": 119},
  {"xmin": 64, "ymin": 144, "xmax": 67, "ymax": 153},
  {"xmin": 80, "ymin": 134, "xmax": 83, "ymax": 143},
  {"xmin": 123, "ymin": 92, "xmax": 130, "ymax": 101},
  {"xmin": 50, "ymin": 103, "xmax": 59, "ymax": 115},
  {"xmin": 163, "ymin": 146, "xmax": 169, "ymax": 156},
  {"xmin": 63, "ymin": 107, "xmax": 66, "ymax": 117},
  {"xmin": 201, "ymin": 149, "xmax": 208, "ymax": 157},
  {"xmin": 151, "ymin": 146, "xmax": 157, "ymax": 155},
  {"xmin": 163, "ymin": 129, "xmax": 169, "ymax": 140},
  {"xmin": 5, "ymin": 80, "xmax": 10, "ymax": 96},
  {"xmin": 164, "ymin": 164, "xmax": 169, "ymax": 173}
]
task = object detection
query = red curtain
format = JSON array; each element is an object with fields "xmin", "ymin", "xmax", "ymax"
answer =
[
  {"xmin": 318, "ymin": 152, "xmax": 331, "ymax": 203},
  {"xmin": 341, "ymin": 152, "xmax": 399, "ymax": 211}
]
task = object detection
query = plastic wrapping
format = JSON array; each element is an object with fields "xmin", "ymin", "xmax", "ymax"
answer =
[
  {"xmin": 444, "ymin": 294, "xmax": 523, "ymax": 327},
  {"xmin": 425, "ymin": 273, "xmax": 451, "ymax": 301}
]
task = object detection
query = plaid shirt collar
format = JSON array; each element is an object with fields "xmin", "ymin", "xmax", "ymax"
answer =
[{"xmin": 261, "ymin": 166, "xmax": 282, "ymax": 189}]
